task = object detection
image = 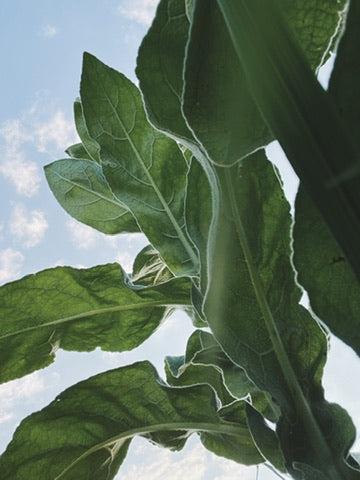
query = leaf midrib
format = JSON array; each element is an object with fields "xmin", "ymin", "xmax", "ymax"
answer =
[
  {"xmin": 55, "ymin": 421, "xmax": 249, "ymax": 479},
  {"xmin": 0, "ymin": 299, "xmax": 190, "ymax": 341},
  {"xmin": 100, "ymin": 82, "xmax": 198, "ymax": 269}
]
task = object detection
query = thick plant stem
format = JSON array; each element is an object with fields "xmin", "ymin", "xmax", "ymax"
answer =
[{"xmin": 223, "ymin": 168, "xmax": 349, "ymax": 480}]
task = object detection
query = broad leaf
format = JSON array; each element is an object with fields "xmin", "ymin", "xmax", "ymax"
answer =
[
  {"xmin": 166, "ymin": 330, "xmax": 280, "ymax": 421},
  {"xmin": 73, "ymin": 97, "xmax": 101, "ymax": 163},
  {"xmin": 204, "ymin": 150, "xmax": 358, "ymax": 478},
  {"xmin": 183, "ymin": 0, "xmax": 271, "ymax": 165},
  {"xmin": 329, "ymin": 0, "xmax": 360, "ymax": 153},
  {"xmin": 80, "ymin": 53, "xmax": 199, "ymax": 276},
  {"xmin": 0, "ymin": 361, "xmax": 262, "ymax": 479},
  {"xmin": 200, "ymin": 401, "xmax": 264, "ymax": 466},
  {"xmin": 293, "ymin": 187, "xmax": 360, "ymax": 356},
  {"xmin": 246, "ymin": 404, "xmax": 286, "ymax": 473},
  {"xmin": 185, "ymin": 159, "xmax": 212, "ymax": 291},
  {"xmin": 183, "ymin": 0, "xmax": 344, "ymax": 166},
  {"xmin": 215, "ymin": 0, "xmax": 360, "ymax": 280},
  {"xmin": 0, "ymin": 264, "xmax": 191, "ymax": 383},
  {"xmin": 45, "ymin": 158, "xmax": 139, "ymax": 235},
  {"xmin": 136, "ymin": 0, "xmax": 195, "ymax": 146}
]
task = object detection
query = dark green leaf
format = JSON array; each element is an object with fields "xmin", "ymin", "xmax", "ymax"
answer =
[
  {"xmin": 216, "ymin": 0, "xmax": 360, "ymax": 280},
  {"xmin": 293, "ymin": 186, "xmax": 360, "ymax": 357},
  {"xmin": 328, "ymin": 0, "xmax": 360, "ymax": 213},
  {"xmin": 45, "ymin": 159, "xmax": 139, "ymax": 235},
  {"xmin": 136, "ymin": 0, "xmax": 195, "ymax": 145},
  {"xmin": 201, "ymin": 401, "xmax": 264, "ymax": 466},
  {"xmin": 183, "ymin": 0, "xmax": 271, "ymax": 166},
  {"xmin": 0, "ymin": 361, "xmax": 260, "ymax": 479},
  {"xmin": 80, "ymin": 53, "xmax": 198, "ymax": 276},
  {"xmin": 185, "ymin": 159, "xmax": 212, "ymax": 291},
  {"xmin": 246, "ymin": 404, "xmax": 286, "ymax": 473},
  {"xmin": 204, "ymin": 150, "xmax": 358, "ymax": 478},
  {"xmin": 0, "ymin": 264, "xmax": 191, "ymax": 383},
  {"xmin": 73, "ymin": 97, "xmax": 101, "ymax": 163}
]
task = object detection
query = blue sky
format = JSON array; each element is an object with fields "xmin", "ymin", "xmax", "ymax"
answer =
[{"xmin": 0, "ymin": 1, "xmax": 359, "ymax": 479}]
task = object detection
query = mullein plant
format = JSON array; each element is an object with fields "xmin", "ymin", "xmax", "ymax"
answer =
[{"xmin": 0, "ymin": 1, "xmax": 359, "ymax": 479}]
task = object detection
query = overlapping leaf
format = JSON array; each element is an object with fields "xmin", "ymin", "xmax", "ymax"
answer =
[
  {"xmin": 204, "ymin": 150, "xmax": 358, "ymax": 478},
  {"xmin": 45, "ymin": 159, "xmax": 139, "ymax": 234},
  {"xmin": 80, "ymin": 53, "xmax": 198, "ymax": 276},
  {"xmin": 73, "ymin": 97, "xmax": 101, "ymax": 163},
  {"xmin": 293, "ymin": 187, "xmax": 360, "ymax": 356},
  {"xmin": 0, "ymin": 263, "xmax": 191, "ymax": 383},
  {"xmin": 215, "ymin": 0, "xmax": 360, "ymax": 280},
  {"xmin": 0, "ymin": 361, "xmax": 262, "ymax": 479}
]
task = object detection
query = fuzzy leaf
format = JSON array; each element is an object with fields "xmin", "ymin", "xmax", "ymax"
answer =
[
  {"xmin": 80, "ymin": 53, "xmax": 198, "ymax": 276},
  {"xmin": 45, "ymin": 159, "xmax": 139, "ymax": 235},
  {"xmin": 0, "ymin": 264, "xmax": 191, "ymax": 383},
  {"xmin": 73, "ymin": 97, "xmax": 101, "ymax": 163},
  {"xmin": 0, "ymin": 361, "xmax": 261, "ymax": 479}
]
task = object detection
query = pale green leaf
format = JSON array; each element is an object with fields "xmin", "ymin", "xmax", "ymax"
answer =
[
  {"xmin": 45, "ymin": 159, "xmax": 139, "ymax": 235},
  {"xmin": 73, "ymin": 97, "xmax": 101, "ymax": 163},
  {"xmin": 80, "ymin": 53, "xmax": 199, "ymax": 276}
]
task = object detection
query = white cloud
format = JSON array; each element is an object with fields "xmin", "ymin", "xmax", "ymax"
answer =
[
  {"xmin": 9, "ymin": 204, "xmax": 48, "ymax": 248},
  {"xmin": 0, "ymin": 372, "xmax": 46, "ymax": 424},
  {"xmin": 0, "ymin": 107, "xmax": 77, "ymax": 197},
  {"xmin": 0, "ymin": 119, "xmax": 41, "ymax": 196},
  {"xmin": 66, "ymin": 218, "xmax": 100, "ymax": 249},
  {"xmin": 40, "ymin": 24, "xmax": 58, "ymax": 38},
  {"xmin": 0, "ymin": 248, "xmax": 24, "ymax": 284},
  {"xmin": 117, "ymin": 0, "xmax": 158, "ymax": 26},
  {"xmin": 35, "ymin": 110, "xmax": 77, "ymax": 154}
]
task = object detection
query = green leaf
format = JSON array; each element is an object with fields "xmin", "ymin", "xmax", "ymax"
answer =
[
  {"xmin": 185, "ymin": 158, "xmax": 212, "ymax": 291},
  {"xmin": 65, "ymin": 142, "xmax": 92, "ymax": 160},
  {"xmin": 293, "ymin": 186, "xmax": 360, "ymax": 357},
  {"xmin": 216, "ymin": 0, "xmax": 360, "ymax": 281},
  {"xmin": 73, "ymin": 97, "xmax": 101, "ymax": 163},
  {"xmin": 246, "ymin": 404, "xmax": 286, "ymax": 473},
  {"xmin": 167, "ymin": 330, "xmax": 280, "ymax": 421},
  {"xmin": 0, "ymin": 264, "xmax": 191, "ymax": 383},
  {"xmin": 200, "ymin": 401, "xmax": 264, "ymax": 466},
  {"xmin": 80, "ymin": 52, "xmax": 199, "ymax": 276},
  {"xmin": 45, "ymin": 158, "xmax": 139, "ymax": 235},
  {"xmin": 204, "ymin": 150, "xmax": 358, "ymax": 478},
  {"xmin": 328, "ymin": 0, "xmax": 360, "ymax": 197},
  {"xmin": 183, "ymin": 0, "xmax": 344, "ymax": 167},
  {"xmin": 136, "ymin": 0, "xmax": 195, "ymax": 146},
  {"xmin": 183, "ymin": 0, "xmax": 271, "ymax": 166},
  {"xmin": 0, "ymin": 361, "xmax": 261, "ymax": 479},
  {"xmin": 278, "ymin": 0, "xmax": 347, "ymax": 70}
]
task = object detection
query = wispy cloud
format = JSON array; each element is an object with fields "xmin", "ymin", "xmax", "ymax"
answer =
[
  {"xmin": 9, "ymin": 204, "xmax": 48, "ymax": 248},
  {"xmin": 40, "ymin": 24, "xmax": 58, "ymax": 38},
  {"xmin": 0, "ymin": 248, "xmax": 24, "ymax": 284},
  {"xmin": 35, "ymin": 110, "xmax": 77, "ymax": 154},
  {"xmin": 0, "ymin": 119, "xmax": 41, "ymax": 196},
  {"xmin": 0, "ymin": 372, "xmax": 45, "ymax": 425},
  {"xmin": 114, "ymin": 251, "xmax": 134, "ymax": 272},
  {"xmin": 0, "ymin": 105, "xmax": 77, "ymax": 197},
  {"xmin": 117, "ymin": 0, "xmax": 158, "ymax": 26}
]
